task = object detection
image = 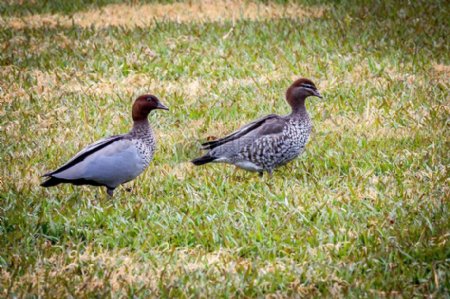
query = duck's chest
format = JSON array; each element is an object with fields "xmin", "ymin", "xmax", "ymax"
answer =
[
  {"xmin": 131, "ymin": 133, "xmax": 156, "ymax": 168},
  {"xmin": 283, "ymin": 119, "xmax": 312, "ymax": 148},
  {"xmin": 275, "ymin": 119, "xmax": 312, "ymax": 162}
]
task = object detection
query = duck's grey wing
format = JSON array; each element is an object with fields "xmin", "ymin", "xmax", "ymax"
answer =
[
  {"xmin": 201, "ymin": 114, "xmax": 280, "ymax": 150},
  {"xmin": 209, "ymin": 116, "xmax": 287, "ymax": 157},
  {"xmin": 43, "ymin": 134, "xmax": 125, "ymax": 177}
]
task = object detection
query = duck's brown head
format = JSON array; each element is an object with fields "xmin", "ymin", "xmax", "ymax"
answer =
[
  {"xmin": 286, "ymin": 78, "xmax": 322, "ymax": 109},
  {"xmin": 132, "ymin": 94, "xmax": 169, "ymax": 121}
]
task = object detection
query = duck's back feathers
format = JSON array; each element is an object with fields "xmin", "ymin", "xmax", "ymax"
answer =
[
  {"xmin": 193, "ymin": 114, "xmax": 289, "ymax": 167},
  {"xmin": 44, "ymin": 138, "xmax": 147, "ymax": 189},
  {"xmin": 201, "ymin": 114, "xmax": 284, "ymax": 150},
  {"xmin": 43, "ymin": 134, "xmax": 125, "ymax": 177}
]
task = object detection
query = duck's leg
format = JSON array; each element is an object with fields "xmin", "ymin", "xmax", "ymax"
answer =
[
  {"xmin": 267, "ymin": 169, "xmax": 273, "ymax": 178},
  {"xmin": 106, "ymin": 187, "xmax": 115, "ymax": 197}
]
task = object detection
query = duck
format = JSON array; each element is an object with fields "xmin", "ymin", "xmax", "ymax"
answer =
[
  {"xmin": 41, "ymin": 94, "xmax": 169, "ymax": 196},
  {"xmin": 191, "ymin": 78, "xmax": 322, "ymax": 176}
]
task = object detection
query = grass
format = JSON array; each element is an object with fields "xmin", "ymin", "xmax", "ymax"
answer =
[{"xmin": 0, "ymin": 0, "xmax": 449, "ymax": 297}]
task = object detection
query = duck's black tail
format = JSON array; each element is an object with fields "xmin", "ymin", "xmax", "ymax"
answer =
[
  {"xmin": 191, "ymin": 154, "xmax": 217, "ymax": 166},
  {"xmin": 40, "ymin": 176, "xmax": 63, "ymax": 187}
]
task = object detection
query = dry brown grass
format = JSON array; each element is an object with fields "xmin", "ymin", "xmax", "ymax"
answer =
[
  {"xmin": 0, "ymin": 66, "xmax": 285, "ymax": 104},
  {"xmin": 433, "ymin": 63, "xmax": 450, "ymax": 76},
  {"xmin": 1, "ymin": 0, "xmax": 325, "ymax": 29},
  {"xmin": 3, "ymin": 32, "xmax": 71, "ymax": 58},
  {"xmin": 2, "ymin": 61, "xmax": 413, "ymax": 103},
  {"xmin": 2, "ymin": 247, "xmax": 314, "ymax": 297},
  {"xmin": 432, "ymin": 63, "xmax": 450, "ymax": 86}
]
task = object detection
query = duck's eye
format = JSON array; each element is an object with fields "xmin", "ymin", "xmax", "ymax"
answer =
[
  {"xmin": 301, "ymin": 83, "xmax": 315, "ymax": 90},
  {"xmin": 146, "ymin": 97, "xmax": 153, "ymax": 102}
]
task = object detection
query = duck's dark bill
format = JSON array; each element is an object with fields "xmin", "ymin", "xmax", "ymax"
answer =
[{"xmin": 156, "ymin": 102, "xmax": 169, "ymax": 110}]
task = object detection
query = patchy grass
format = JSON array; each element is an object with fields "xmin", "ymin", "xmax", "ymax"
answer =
[
  {"xmin": 0, "ymin": 0, "xmax": 449, "ymax": 297},
  {"xmin": 1, "ymin": 0, "xmax": 325, "ymax": 29}
]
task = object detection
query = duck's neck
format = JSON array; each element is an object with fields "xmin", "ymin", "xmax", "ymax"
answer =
[
  {"xmin": 131, "ymin": 119, "xmax": 151, "ymax": 136},
  {"xmin": 289, "ymin": 98, "xmax": 308, "ymax": 119}
]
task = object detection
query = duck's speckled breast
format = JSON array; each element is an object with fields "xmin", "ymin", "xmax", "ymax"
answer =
[
  {"xmin": 280, "ymin": 118, "xmax": 312, "ymax": 162},
  {"xmin": 132, "ymin": 133, "xmax": 155, "ymax": 169},
  {"xmin": 130, "ymin": 122, "xmax": 156, "ymax": 170},
  {"xmin": 237, "ymin": 117, "xmax": 312, "ymax": 171}
]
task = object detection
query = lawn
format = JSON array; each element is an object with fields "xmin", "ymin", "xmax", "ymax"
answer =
[{"xmin": 0, "ymin": 0, "xmax": 448, "ymax": 297}]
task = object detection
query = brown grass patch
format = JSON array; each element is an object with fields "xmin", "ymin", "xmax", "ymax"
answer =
[
  {"xmin": 433, "ymin": 63, "xmax": 450, "ymax": 76},
  {"xmin": 0, "ymin": 67, "xmax": 287, "ymax": 104},
  {"xmin": 1, "ymin": 0, "xmax": 325, "ymax": 30},
  {"xmin": 431, "ymin": 63, "xmax": 450, "ymax": 86},
  {"xmin": 0, "ymin": 247, "xmax": 294, "ymax": 297},
  {"xmin": 0, "ymin": 247, "xmax": 324, "ymax": 297}
]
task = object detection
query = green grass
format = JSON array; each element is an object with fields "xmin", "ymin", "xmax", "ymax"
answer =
[{"xmin": 0, "ymin": 0, "xmax": 449, "ymax": 297}]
